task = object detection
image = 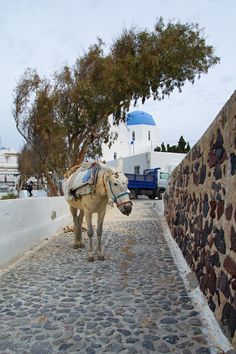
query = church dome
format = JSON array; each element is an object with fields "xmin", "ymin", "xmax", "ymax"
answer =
[{"xmin": 126, "ymin": 111, "xmax": 156, "ymax": 126}]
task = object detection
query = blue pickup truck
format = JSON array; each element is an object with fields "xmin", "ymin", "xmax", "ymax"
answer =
[{"xmin": 125, "ymin": 168, "xmax": 169, "ymax": 200}]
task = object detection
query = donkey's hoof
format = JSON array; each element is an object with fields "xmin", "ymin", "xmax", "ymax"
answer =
[
  {"xmin": 98, "ymin": 254, "xmax": 105, "ymax": 261},
  {"xmin": 73, "ymin": 243, "xmax": 79, "ymax": 249},
  {"xmin": 87, "ymin": 255, "xmax": 94, "ymax": 262}
]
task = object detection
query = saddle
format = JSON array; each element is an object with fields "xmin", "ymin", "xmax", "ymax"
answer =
[{"xmin": 63, "ymin": 162, "xmax": 100, "ymax": 201}]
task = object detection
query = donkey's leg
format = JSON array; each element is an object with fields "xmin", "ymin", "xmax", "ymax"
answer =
[
  {"xmin": 70, "ymin": 206, "xmax": 84, "ymax": 249},
  {"xmin": 85, "ymin": 212, "xmax": 94, "ymax": 262},
  {"xmin": 77, "ymin": 209, "xmax": 85, "ymax": 248},
  {"xmin": 96, "ymin": 207, "xmax": 106, "ymax": 261}
]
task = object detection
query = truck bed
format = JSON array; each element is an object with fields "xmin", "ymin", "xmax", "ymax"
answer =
[{"xmin": 125, "ymin": 173, "xmax": 157, "ymax": 190}]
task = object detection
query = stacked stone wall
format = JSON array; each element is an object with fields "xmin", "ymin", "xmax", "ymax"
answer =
[{"xmin": 164, "ymin": 90, "xmax": 236, "ymax": 345}]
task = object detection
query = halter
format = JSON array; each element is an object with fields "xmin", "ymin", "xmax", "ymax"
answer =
[{"xmin": 103, "ymin": 172, "xmax": 131, "ymax": 207}]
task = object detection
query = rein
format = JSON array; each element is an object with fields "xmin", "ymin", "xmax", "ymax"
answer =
[{"xmin": 102, "ymin": 171, "xmax": 131, "ymax": 207}]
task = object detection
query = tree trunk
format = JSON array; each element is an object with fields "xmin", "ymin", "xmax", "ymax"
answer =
[
  {"xmin": 42, "ymin": 167, "xmax": 58, "ymax": 196},
  {"xmin": 76, "ymin": 142, "xmax": 90, "ymax": 165}
]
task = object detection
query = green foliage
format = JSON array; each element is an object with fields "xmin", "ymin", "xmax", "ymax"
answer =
[
  {"xmin": 111, "ymin": 18, "xmax": 219, "ymax": 105},
  {"xmin": 1, "ymin": 194, "xmax": 17, "ymax": 200},
  {"xmin": 161, "ymin": 142, "xmax": 166, "ymax": 152},
  {"xmin": 186, "ymin": 142, "xmax": 191, "ymax": 152},
  {"xmin": 155, "ymin": 136, "xmax": 191, "ymax": 153},
  {"xmin": 13, "ymin": 18, "xmax": 219, "ymax": 194}
]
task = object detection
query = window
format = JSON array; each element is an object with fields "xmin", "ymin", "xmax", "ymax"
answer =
[
  {"xmin": 148, "ymin": 131, "xmax": 151, "ymax": 141},
  {"xmin": 160, "ymin": 172, "xmax": 170, "ymax": 180},
  {"xmin": 0, "ymin": 186, "xmax": 8, "ymax": 192},
  {"xmin": 132, "ymin": 131, "xmax": 135, "ymax": 141},
  {"xmin": 114, "ymin": 152, "xmax": 117, "ymax": 160},
  {"xmin": 134, "ymin": 165, "xmax": 140, "ymax": 174}
]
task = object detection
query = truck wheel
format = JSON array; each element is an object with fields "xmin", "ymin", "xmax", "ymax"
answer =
[
  {"xmin": 129, "ymin": 190, "xmax": 136, "ymax": 199},
  {"xmin": 157, "ymin": 192, "xmax": 162, "ymax": 200},
  {"xmin": 148, "ymin": 195, "xmax": 156, "ymax": 200},
  {"xmin": 148, "ymin": 191, "xmax": 157, "ymax": 200}
]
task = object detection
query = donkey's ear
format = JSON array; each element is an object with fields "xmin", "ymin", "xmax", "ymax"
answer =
[
  {"xmin": 98, "ymin": 160, "xmax": 113, "ymax": 173},
  {"xmin": 116, "ymin": 157, "xmax": 123, "ymax": 171}
]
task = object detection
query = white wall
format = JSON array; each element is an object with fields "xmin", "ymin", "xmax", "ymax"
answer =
[
  {"xmin": 149, "ymin": 152, "xmax": 186, "ymax": 172},
  {"xmin": 101, "ymin": 120, "xmax": 159, "ymax": 161},
  {"xmin": 129, "ymin": 124, "xmax": 159, "ymax": 155},
  {"xmin": 102, "ymin": 121, "xmax": 131, "ymax": 161},
  {"xmin": 123, "ymin": 153, "xmax": 150, "ymax": 173},
  {"xmin": 0, "ymin": 197, "xmax": 72, "ymax": 268},
  {"xmin": 0, "ymin": 148, "xmax": 19, "ymax": 187},
  {"xmin": 108, "ymin": 152, "xmax": 149, "ymax": 173},
  {"xmin": 108, "ymin": 151, "xmax": 186, "ymax": 174}
]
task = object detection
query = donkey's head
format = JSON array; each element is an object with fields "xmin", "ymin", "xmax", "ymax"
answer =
[{"xmin": 99, "ymin": 158, "xmax": 132, "ymax": 216}]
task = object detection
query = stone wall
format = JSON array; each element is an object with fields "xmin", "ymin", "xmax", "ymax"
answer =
[{"xmin": 164, "ymin": 90, "xmax": 236, "ymax": 345}]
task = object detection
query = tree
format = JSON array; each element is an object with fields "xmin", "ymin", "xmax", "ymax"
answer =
[
  {"xmin": 17, "ymin": 145, "xmax": 45, "ymax": 191},
  {"xmin": 18, "ymin": 145, "xmax": 42, "ymax": 182},
  {"xmin": 159, "ymin": 136, "xmax": 191, "ymax": 153},
  {"xmin": 14, "ymin": 70, "xmax": 67, "ymax": 194},
  {"xmin": 186, "ymin": 142, "xmax": 191, "ymax": 152},
  {"xmin": 13, "ymin": 18, "xmax": 219, "ymax": 195},
  {"xmin": 154, "ymin": 142, "xmax": 166, "ymax": 152},
  {"xmin": 167, "ymin": 144, "xmax": 177, "ymax": 152},
  {"xmin": 176, "ymin": 135, "xmax": 187, "ymax": 152},
  {"xmin": 161, "ymin": 142, "xmax": 166, "ymax": 152}
]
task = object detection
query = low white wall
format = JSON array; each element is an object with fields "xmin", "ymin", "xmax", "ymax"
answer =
[
  {"xmin": 149, "ymin": 152, "xmax": 186, "ymax": 173},
  {"xmin": 0, "ymin": 196, "xmax": 72, "ymax": 268},
  {"xmin": 108, "ymin": 151, "xmax": 186, "ymax": 174}
]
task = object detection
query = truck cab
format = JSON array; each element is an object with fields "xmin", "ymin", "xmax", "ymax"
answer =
[
  {"xmin": 143, "ymin": 169, "xmax": 169, "ymax": 199},
  {"xmin": 157, "ymin": 171, "xmax": 170, "ymax": 190}
]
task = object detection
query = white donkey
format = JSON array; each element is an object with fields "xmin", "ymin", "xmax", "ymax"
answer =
[{"xmin": 64, "ymin": 158, "xmax": 132, "ymax": 261}]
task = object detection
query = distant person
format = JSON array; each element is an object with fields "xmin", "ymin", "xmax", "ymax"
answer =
[{"xmin": 26, "ymin": 181, "xmax": 33, "ymax": 197}]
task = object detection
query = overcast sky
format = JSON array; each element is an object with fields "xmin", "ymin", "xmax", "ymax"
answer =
[{"xmin": 0, "ymin": 0, "xmax": 235, "ymax": 150}]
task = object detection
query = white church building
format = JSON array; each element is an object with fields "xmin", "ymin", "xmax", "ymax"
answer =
[
  {"xmin": 102, "ymin": 110, "xmax": 159, "ymax": 161},
  {"xmin": 102, "ymin": 110, "xmax": 186, "ymax": 174}
]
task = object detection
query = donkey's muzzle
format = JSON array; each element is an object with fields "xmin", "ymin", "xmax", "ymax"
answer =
[{"xmin": 119, "ymin": 201, "xmax": 132, "ymax": 216}]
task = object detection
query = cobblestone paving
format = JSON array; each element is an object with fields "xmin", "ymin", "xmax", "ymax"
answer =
[{"xmin": 0, "ymin": 200, "xmax": 232, "ymax": 353}]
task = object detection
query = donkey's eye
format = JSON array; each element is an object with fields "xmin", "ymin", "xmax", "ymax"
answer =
[{"xmin": 114, "ymin": 183, "xmax": 118, "ymax": 186}]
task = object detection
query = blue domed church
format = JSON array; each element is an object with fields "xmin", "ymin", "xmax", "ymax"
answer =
[{"xmin": 102, "ymin": 110, "xmax": 159, "ymax": 161}]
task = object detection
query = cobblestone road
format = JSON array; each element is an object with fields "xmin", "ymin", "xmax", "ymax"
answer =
[{"xmin": 0, "ymin": 200, "xmax": 234, "ymax": 354}]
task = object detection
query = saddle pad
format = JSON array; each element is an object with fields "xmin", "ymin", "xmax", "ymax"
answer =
[
  {"xmin": 63, "ymin": 164, "xmax": 98, "ymax": 201},
  {"xmin": 69, "ymin": 168, "xmax": 94, "ymax": 190}
]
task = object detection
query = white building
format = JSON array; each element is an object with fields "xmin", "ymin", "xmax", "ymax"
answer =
[
  {"xmin": 102, "ymin": 110, "xmax": 160, "ymax": 161},
  {"xmin": 108, "ymin": 151, "xmax": 186, "ymax": 175},
  {"xmin": 102, "ymin": 110, "xmax": 186, "ymax": 174},
  {"xmin": 0, "ymin": 147, "xmax": 19, "ymax": 188}
]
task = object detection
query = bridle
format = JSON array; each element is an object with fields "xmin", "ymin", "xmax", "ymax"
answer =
[{"xmin": 102, "ymin": 171, "xmax": 132, "ymax": 208}]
